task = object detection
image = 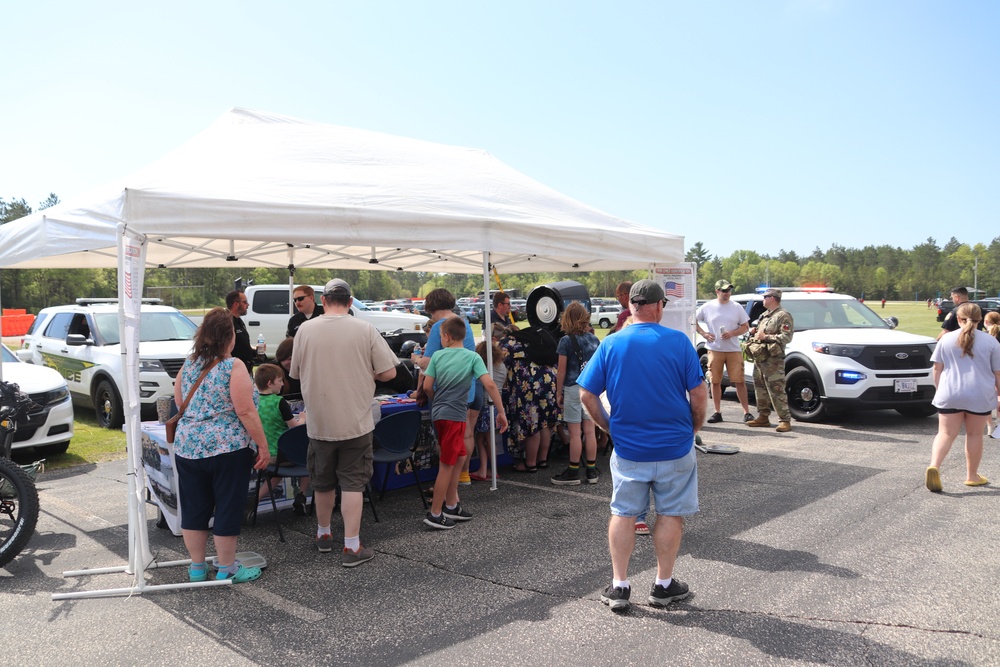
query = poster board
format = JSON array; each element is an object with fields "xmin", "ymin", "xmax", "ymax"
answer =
[{"xmin": 654, "ymin": 263, "xmax": 698, "ymax": 338}]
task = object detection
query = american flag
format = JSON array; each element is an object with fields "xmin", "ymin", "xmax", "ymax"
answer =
[{"xmin": 664, "ymin": 281, "xmax": 685, "ymax": 298}]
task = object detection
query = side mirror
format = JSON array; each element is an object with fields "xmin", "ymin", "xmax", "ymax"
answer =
[
  {"xmin": 884, "ymin": 316, "xmax": 899, "ymax": 329},
  {"xmin": 66, "ymin": 333, "xmax": 92, "ymax": 346}
]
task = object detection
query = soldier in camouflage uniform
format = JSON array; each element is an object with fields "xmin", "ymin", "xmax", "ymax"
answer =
[{"xmin": 746, "ymin": 288, "xmax": 794, "ymax": 432}]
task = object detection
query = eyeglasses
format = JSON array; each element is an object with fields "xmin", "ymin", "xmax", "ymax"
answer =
[{"xmin": 293, "ymin": 295, "xmax": 309, "ymax": 303}]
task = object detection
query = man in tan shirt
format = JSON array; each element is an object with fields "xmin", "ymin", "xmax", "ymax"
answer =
[{"xmin": 290, "ymin": 278, "xmax": 398, "ymax": 567}]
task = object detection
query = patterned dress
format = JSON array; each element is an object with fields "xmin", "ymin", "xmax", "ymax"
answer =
[
  {"xmin": 499, "ymin": 334, "xmax": 559, "ymax": 458},
  {"xmin": 174, "ymin": 357, "xmax": 257, "ymax": 460}
]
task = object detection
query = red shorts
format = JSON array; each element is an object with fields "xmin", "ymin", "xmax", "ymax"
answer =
[{"xmin": 434, "ymin": 420, "xmax": 467, "ymax": 466}]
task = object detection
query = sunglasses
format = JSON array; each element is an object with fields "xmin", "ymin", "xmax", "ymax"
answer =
[{"xmin": 293, "ymin": 295, "xmax": 309, "ymax": 303}]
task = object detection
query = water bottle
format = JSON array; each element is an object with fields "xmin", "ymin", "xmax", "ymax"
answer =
[{"xmin": 256, "ymin": 333, "xmax": 266, "ymax": 356}]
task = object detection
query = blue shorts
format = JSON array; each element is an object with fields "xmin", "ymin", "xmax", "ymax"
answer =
[
  {"xmin": 467, "ymin": 378, "xmax": 485, "ymax": 412},
  {"xmin": 609, "ymin": 449, "xmax": 698, "ymax": 518},
  {"xmin": 176, "ymin": 447, "xmax": 255, "ymax": 536}
]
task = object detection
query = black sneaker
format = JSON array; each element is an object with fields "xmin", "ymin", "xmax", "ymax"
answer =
[
  {"xmin": 442, "ymin": 504, "xmax": 473, "ymax": 522},
  {"xmin": 585, "ymin": 467, "xmax": 600, "ymax": 484},
  {"xmin": 600, "ymin": 585, "xmax": 631, "ymax": 611},
  {"xmin": 707, "ymin": 412, "xmax": 723, "ymax": 423},
  {"xmin": 648, "ymin": 579, "xmax": 691, "ymax": 607},
  {"xmin": 292, "ymin": 492, "xmax": 308, "ymax": 516},
  {"xmin": 423, "ymin": 512, "xmax": 456, "ymax": 530},
  {"xmin": 551, "ymin": 467, "xmax": 582, "ymax": 486}
]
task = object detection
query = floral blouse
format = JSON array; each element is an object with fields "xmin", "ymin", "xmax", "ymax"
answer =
[{"xmin": 174, "ymin": 357, "xmax": 256, "ymax": 460}]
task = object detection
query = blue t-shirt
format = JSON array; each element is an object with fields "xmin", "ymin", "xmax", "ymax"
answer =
[
  {"xmin": 556, "ymin": 332, "xmax": 600, "ymax": 386},
  {"xmin": 577, "ymin": 322, "xmax": 703, "ymax": 462},
  {"xmin": 423, "ymin": 315, "xmax": 476, "ymax": 402}
]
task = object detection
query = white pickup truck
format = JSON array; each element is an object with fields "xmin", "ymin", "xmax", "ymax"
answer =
[{"xmin": 243, "ymin": 285, "xmax": 428, "ymax": 357}]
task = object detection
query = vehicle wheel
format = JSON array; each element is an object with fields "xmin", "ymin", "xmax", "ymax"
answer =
[
  {"xmin": 896, "ymin": 405, "xmax": 938, "ymax": 418},
  {"xmin": 35, "ymin": 441, "xmax": 69, "ymax": 457},
  {"xmin": 0, "ymin": 456, "xmax": 40, "ymax": 568},
  {"xmin": 599, "ymin": 318, "xmax": 611, "ymax": 329},
  {"xmin": 94, "ymin": 379, "xmax": 124, "ymax": 430},
  {"xmin": 785, "ymin": 367, "xmax": 828, "ymax": 422}
]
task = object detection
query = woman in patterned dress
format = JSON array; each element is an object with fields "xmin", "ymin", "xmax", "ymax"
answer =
[
  {"xmin": 499, "ymin": 330, "xmax": 559, "ymax": 472},
  {"xmin": 174, "ymin": 308, "xmax": 270, "ymax": 583}
]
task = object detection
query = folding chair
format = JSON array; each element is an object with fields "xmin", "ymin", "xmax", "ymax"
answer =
[
  {"xmin": 251, "ymin": 424, "xmax": 310, "ymax": 543},
  {"xmin": 369, "ymin": 410, "xmax": 426, "ymax": 520}
]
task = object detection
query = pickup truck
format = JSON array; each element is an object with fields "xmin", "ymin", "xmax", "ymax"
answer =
[
  {"xmin": 936, "ymin": 299, "xmax": 1000, "ymax": 322},
  {"xmin": 590, "ymin": 304, "xmax": 622, "ymax": 329},
  {"xmin": 243, "ymin": 285, "xmax": 428, "ymax": 358}
]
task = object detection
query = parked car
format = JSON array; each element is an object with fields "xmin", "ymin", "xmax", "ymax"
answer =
[
  {"xmin": 242, "ymin": 285, "xmax": 428, "ymax": 358},
  {"xmin": 510, "ymin": 299, "xmax": 528, "ymax": 322},
  {"xmin": 2, "ymin": 343, "xmax": 75, "ymax": 454},
  {"xmin": 17, "ymin": 299, "xmax": 197, "ymax": 429},
  {"xmin": 731, "ymin": 289, "xmax": 937, "ymax": 422},
  {"xmin": 590, "ymin": 304, "xmax": 623, "ymax": 329}
]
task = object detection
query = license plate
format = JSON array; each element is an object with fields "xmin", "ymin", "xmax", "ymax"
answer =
[{"xmin": 894, "ymin": 379, "xmax": 918, "ymax": 393}]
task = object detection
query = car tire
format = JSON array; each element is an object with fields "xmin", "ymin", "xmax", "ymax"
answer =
[
  {"xmin": 895, "ymin": 405, "xmax": 938, "ymax": 418},
  {"xmin": 599, "ymin": 318, "xmax": 611, "ymax": 329},
  {"xmin": 94, "ymin": 379, "xmax": 125, "ymax": 430},
  {"xmin": 785, "ymin": 367, "xmax": 828, "ymax": 422},
  {"xmin": 35, "ymin": 441, "xmax": 70, "ymax": 457}
]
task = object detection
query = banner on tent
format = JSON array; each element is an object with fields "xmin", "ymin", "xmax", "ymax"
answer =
[{"xmin": 654, "ymin": 263, "xmax": 697, "ymax": 337}]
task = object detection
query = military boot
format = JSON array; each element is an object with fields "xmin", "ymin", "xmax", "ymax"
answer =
[
  {"xmin": 775, "ymin": 421, "xmax": 792, "ymax": 432},
  {"xmin": 747, "ymin": 413, "xmax": 772, "ymax": 427}
]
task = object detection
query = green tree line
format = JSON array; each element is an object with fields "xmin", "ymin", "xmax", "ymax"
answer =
[{"xmin": 3, "ymin": 194, "xmax": 995, "ymax": 311}]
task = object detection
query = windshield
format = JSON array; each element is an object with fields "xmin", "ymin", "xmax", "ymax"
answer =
[
  {"xmin": 94, "ymin": 311, "xmax": 198, "ymax": 345},
  {"xmin": 783, "ymin": 298, "xmax": 889, "ymax": 331}
]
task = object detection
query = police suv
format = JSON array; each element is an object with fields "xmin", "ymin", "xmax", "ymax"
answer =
[
  {"xmin": 733, "ymin": 288, "xmax": 937, "ymax": 422},
  {"xmin": 17, "ymin": 299, "xmax": 196, "ymax": 429}
]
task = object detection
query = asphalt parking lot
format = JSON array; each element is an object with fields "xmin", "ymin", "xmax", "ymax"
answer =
[{"xmin": 2, "ymin": 401, "xmax": 999, "ymax": 666}]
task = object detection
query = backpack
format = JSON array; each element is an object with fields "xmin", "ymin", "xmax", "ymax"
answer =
[{"xmin": 512, "ymin": 326, "xmax": 559, "ymax": 366}]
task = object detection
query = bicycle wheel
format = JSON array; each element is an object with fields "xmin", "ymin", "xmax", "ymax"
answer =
[{"xmin": 0, "ymin": 457, "xmax": 39, "ymax": 568}]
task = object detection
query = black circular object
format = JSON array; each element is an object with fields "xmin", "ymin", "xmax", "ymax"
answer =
[{"xmin": 526, "ymin": 281, "xmax": 591, "ymax": 332}]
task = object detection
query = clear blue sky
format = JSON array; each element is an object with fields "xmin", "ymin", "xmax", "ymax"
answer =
[{"xmin": 3, "ymin": 1, "xmax": 997, "ymax": 260}]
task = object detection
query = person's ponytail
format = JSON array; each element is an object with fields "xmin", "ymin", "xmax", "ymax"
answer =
[{"xmin": 955, "ymin": 302, "xmax": 981, "ymax": 358}]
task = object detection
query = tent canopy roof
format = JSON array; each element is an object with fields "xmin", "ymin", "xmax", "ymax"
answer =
[{"xmin": 0, "ymin": 108, "xmax": 682, "ymax": 273}]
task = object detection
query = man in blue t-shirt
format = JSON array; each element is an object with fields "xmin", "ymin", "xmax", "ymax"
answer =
[{"xmin": 578, "ymin": 279, "xmax": 706, "ymax": 613}]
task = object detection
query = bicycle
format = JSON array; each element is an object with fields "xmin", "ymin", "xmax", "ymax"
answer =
[{"xmin": 0, "ymin": 380, "xmax": 41, "ymax": 568}]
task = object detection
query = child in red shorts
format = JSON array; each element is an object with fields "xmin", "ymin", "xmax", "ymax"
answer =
[{"xmin": 422, "ymin": 317, "xmax": 508, "ymax": 529}]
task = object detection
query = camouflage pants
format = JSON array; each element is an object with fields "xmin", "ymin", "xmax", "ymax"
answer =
[{"xmin": 753, "ymin": 357, "xmax": 790, "ymax": 422}]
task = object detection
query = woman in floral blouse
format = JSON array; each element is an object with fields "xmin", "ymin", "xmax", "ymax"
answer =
[{"xmin": 174, "ymin": 307, "xmax": 270, "ymax": 584}]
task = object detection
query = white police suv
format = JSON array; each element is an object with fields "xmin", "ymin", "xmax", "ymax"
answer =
[
  {"xmin": 734, "ymin": 288, "xmax": 937, "ymax": 422},
  {"xmin": 2, "ymin": 343, "xmax": 74, "ymax": 454},
  {"xmin": 17, "ymin": 299, "xmax": 196, "ymax": 429}
]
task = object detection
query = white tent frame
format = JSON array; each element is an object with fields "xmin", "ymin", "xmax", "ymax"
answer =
[{"xmin": 0, "ymin": 108, "xmax": 684, "ymax": 599}]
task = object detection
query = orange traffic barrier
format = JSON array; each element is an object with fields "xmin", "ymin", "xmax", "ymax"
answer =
[{"xmin": 0, "ymin": 314, "xmax": 35, "ymax": 337}]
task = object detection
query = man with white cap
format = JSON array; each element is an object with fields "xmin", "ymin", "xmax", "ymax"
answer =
[
  {"xmin": 291, "ymin": 278, "xmax": 399, "ymax": 567},
  {"xmin": 579, "ymin": 279, "xmax": 706, "ymax": 613},
  {"xmin": 695, "ymin": 279, "xmax": 753, "ymax": 424}
]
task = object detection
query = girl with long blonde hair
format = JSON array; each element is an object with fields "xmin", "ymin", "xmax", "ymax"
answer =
[{"xmin": 926, "ymin": 303, "xmax": 1000, "ymax": 492}]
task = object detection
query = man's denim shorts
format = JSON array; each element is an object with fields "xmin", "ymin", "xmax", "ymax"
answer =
[{"xmin": 609, "ymin": 449, "xmax": 699, "ymax": 518}]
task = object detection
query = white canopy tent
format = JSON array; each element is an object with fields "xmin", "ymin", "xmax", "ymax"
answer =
[{"xmin": 0, "ymin": 108, "xmax": 684, "ymax": 597}]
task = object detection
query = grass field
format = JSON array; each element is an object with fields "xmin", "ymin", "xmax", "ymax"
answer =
[
  {"xmin": 874, "ymin": 300, "xmax": 943, "ymax": 339},
  {"xmin": 9, "ymin": 300, "xmax": 941, "ymax": 468}
]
